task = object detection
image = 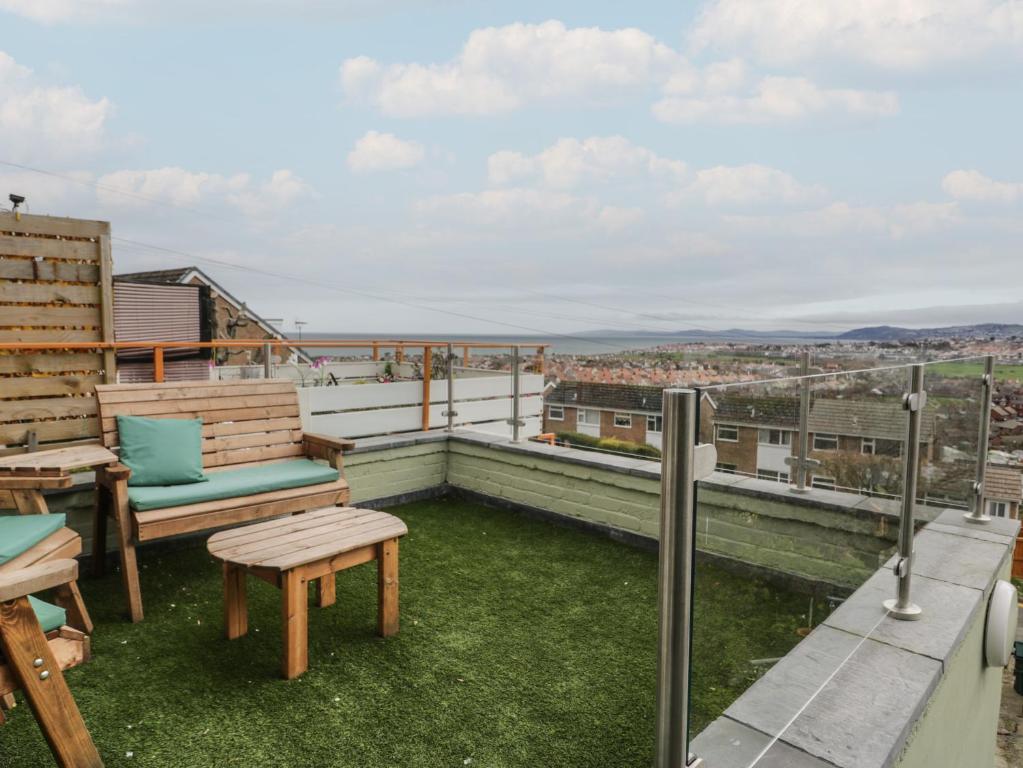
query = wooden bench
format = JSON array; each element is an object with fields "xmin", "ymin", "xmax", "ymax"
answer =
[
  {"xmin": 207, "ymin": 507, "xmax": 407, "ymax": 679},
  {"xmin": 94, "ymin": 379, "xmax": 355, "ymax": 623}
]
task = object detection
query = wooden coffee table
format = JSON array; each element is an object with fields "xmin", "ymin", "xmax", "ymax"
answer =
[{"xmin": 206, "ymin": 506, "xmax": 408, "ymax": 679}]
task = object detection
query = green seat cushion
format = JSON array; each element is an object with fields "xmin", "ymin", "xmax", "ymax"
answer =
[
  {"xmin": 128, "ymin": 459, "xmax": 339, "ymax": 512},
  {"xmin": 117, "ymin": 414, "xmax": 207, "ymax": 486},
  {"xmin": 28, "ymin": 595, "xmax": 67, "ymax": 633},
  {"xmin": 0, "ymin": 513, "xmax": 67, "ymax": 565}
]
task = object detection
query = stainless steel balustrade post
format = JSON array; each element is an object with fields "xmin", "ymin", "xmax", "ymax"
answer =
[
  {"xmin": 655, "ymin": 389, "xmax": 702, "ymax": 768},
  {"xmin": 510, "ymin": 346, "xmax": 522, "ymax": 442},
  {"xmin": 444, "ymin": 342, "xmax": 456, "ymax": 433},
  {"xmin": 965, "ymin": 355, "xmax": 994, "ymax": 524},
  {"xmin": 793, "ymin": 352, "xmax": 811, "ymax": 493},
  {"xmin": 884, "ymin": 363, "xmax": 925, "ymax": 621},
  {"xmin": 263, "ymin": 342, "xmax": 273, "ymax": 378}
]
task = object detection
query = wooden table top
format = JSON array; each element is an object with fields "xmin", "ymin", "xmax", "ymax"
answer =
[
  {"xmin": 207, "ymin": 507, "xmax": 408, "ymax": 572},
  {"xmin": 0, "ymin": 444, "xmax": 118, "ymax": 477}
]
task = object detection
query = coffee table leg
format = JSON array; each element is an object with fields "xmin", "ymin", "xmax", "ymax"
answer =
[
  {"xmin": 317, "ymin": 574, "xmax": 336, "ymax": 608},
  {"xmin": 281, "ymin": 569, "xmax": 308, "ymax": 679},
  {"xmin": 224, "ymin": 563, "xmax": 248, "ymax": 640},
  {"xmin": 377, "ymin": 538, "xmax": 399, "ymax": 637}
]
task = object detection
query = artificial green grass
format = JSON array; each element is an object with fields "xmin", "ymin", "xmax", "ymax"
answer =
[{"xmin": 1, "ymin": 500, "xmax": 813, "ymax": 767}]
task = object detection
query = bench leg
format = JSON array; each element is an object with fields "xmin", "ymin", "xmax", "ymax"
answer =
[
  {"xmin": 0, "ymin": 596, "xmax": 103, "ymax": 768},
  {"xmin": 110, "ymin": 480, "xmax": 143, "ymax": 623},
  {"xmin": 51, "ymin": 581, "xmax": 94, "ymax": 636},
  {"xmin": 224, "ymin": 564, "xmax": 248, "ymax": 640},
  {"xmin": 377, "ymin": 538, "xmax": 399, "ymax": 638},
  {"xmin": 316, "ymin": 574, "xmax": 335, "ymax": 608},
  {"xmin": 281, "ymin": 569, "xmax": 308, "ymax": 680},
  {"xmin": 91, "ymin": 485, "xmax": 109, "ymax": 578},
  {"xmin": 11, "ymin": 489, "xmax": 49, "ymax": 516}
]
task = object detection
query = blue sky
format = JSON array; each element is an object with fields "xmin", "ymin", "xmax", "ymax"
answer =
[{"xmin": 1, "ymin": 1, "xmax": 1021, "ymax": 336}]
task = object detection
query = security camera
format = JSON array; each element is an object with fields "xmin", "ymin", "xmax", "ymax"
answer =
[{"xmin": 9, "ymin": 194, "xmax": 25, "ymax": 206}]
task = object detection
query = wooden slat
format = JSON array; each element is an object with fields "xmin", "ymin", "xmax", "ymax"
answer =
[
  {"xmin": 201, "ymin": 429, "xmax": 303, "ymax": 454},
  {"xmin": 0, "ymin": 438, "xmax": 100, "ymax": 458},
  {"xmin": 95, "ymin": 380, "xmax": 296, "ymax": 404},
  {"xmin": 0, "ymin": 353, "xmax": 103, "ymax": 375},
  {"xmin": 0, "ymin": 328, "xmax": 102, "ymax": 343},
  {"xmin": 0, "ymin": 397, "xmax": 97, "ymax": 423},
  {"xmin": 100, "ymin": 404, "xmax": 299, "ymax": 436},
  {"xmin": 202, "ymin": 443, "xmax": 305, "ymax": 469},
  {"xmin": 134, "ymin": 482, "xmax": 349, "ymax": 541},
  {"xmin": 101, "ymin": 415, "xmax": 304, "ymax": 446},
  {"xmin": 0, "ymin": 282, "xmax": 100, "ymax": 304},
  {"xmin": 209, "ymin": 508, "xmax": 380, "ymax": 561},
  {"xmin": 96, "ymin": 392, "xmax": 298, "ymax": 419},
  {"xmin": 0, "ymin": 476, "xmax": 72, "ymax": 490},
  {"xmin": 207, "ymin": 506, "xmax": 359, "ymax": 547},
  {"xmin": 0, "ymin": 444, "xmax": 115, "ymax": 472},
  {"xmin": 0, "ymin": 374, "xmax": 102, "ymax": 398},
  {"xmin": 265, "ymin": 519, "xmax": 408, "ymax": 571},
  {"xmin": 0, "ymin": 259, "xmax": 100, "ymax": 283},
  {"xmin": 97, "ymin": 234, "xmax": 115, "ymax": 384},
  {"xmin": 0, "ymin": 417, "xmax": 98, "ymax": 446},
  {"xmin": 0, "ymin": 529, "xmax": 80, "ymax": 572},
  {"xmin": 0, "ymin": 560, "xmax": 78, "ymax": 602},
  {"xmin": 0, "ymin": 212, "xmax": 110, "ymax": 239},
  {"xmin": 0, "ymin": 305, "xmax": 99, "ymax": 327},
  {"xmin": 0, "ymin": 236, "xmax": 100, "ymax": 262}
]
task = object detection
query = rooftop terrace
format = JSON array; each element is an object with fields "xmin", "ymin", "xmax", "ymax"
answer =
[{"xmin": 1, "ymin": 498, "xmax": 811, "ymax": 767}]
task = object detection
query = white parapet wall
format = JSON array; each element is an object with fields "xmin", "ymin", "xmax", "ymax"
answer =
[{"xmin": 296, "ymin": 372, "xmax": 544, "ymax": 440}]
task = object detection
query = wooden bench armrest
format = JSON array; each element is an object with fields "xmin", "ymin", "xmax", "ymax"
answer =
[
  {"xmin": 0, "ymin": 560, "xmax": 78, "ymax": 603},
  {"xmin": 100, "ymin": 462, "xmax": 132, "ymax": 483},
  {"xmin": 303, "ymin": 433, "xmax": 356, "ymax": 452}
]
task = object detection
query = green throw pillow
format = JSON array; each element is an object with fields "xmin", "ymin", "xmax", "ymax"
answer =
[{"xmin": 117, "ymin": 415, "xmax": 208, "ymax": 487}]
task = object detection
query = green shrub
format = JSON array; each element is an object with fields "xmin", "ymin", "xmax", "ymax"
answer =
[{"xmin": 555, "ymin": 431, "xmax": 661, "ymax": 459}]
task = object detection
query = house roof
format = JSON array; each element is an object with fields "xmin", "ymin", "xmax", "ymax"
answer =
[
  {"xmin": 115, "ymin": 268, "xmax": 194, "ymax": 284},
  {"xmin": 984, "ymin": 464, "xmax": 1022, "ymax": 501},
  {"xmin": 547, "ymin": 381, "xmax": 665, "ymax": 413},
  {"xmin": 715, "ymin": 396, "xmax": 935, "ymax": 442}
]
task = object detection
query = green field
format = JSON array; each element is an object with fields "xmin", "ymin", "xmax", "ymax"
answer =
[{"xmin": 925, "ymin": 361, "xmax": 1023, "ymax": 380}]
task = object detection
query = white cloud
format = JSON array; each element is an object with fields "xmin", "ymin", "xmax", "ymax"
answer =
[
  {"xmin": 96, "ymin": 167, "xmax": 313, "ymax": 217},
  {"xmin": 686, "ymin": 164, "xmax": 825, "ymax": 205},
  {"xmin": 942, "ymin": 169, "xmax": 1022, "ymax": 203},
  {"xmin": 726, "ymin": 200, "xmax": 960, "ymax": 238},
  {"xmin": 0, "ymin": 51, "xmax": 111, "ymax": 161},
  {"xmin": 0, "ymin": 0, "xmax": 130, "ymax": 24},
  {"xmin": 487, "ymin": 136, "xmax": 687, "ymax": 188},
  {"xmin": 653, "ymin": 75, "xmax": 898, "ymax": 124},
  {"xmin": 689, "ymin": 0, "xmax": 1023, "ymax": 70},
  {"xmin": 347, "ymin": 131, "xmax": 425, "ymax": 173},
  {"xmin": 340, "ymin": 20, "xmax": 685, "ymax": 116},
  {"xmin": 415, "ymin": 188, "xmax": 643, "ymax": 234}
]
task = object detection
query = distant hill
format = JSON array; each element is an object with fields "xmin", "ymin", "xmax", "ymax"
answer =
[{"xmin": 837, "ymin": 323, "xmax": 1023, "ymax": 341}]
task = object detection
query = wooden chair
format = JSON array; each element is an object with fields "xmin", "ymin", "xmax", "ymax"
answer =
[
  {"xmin": 93, "ymin": 379, "xmax": 354, "ymax": 623},
  {"xmin": 0, "ymin": 559, "xmax": 102, "ymax": 767}
]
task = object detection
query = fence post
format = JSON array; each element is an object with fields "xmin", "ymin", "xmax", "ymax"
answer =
[
  {"xmin": 444, "ymin": 342, "xmax": 457, "ymax": 432},
  {"xmin": 655, "ymin": 389, "xmax": 703, "ymax": 768},
  {"xmin": 463, "ymin": 345, "xmax": 471, "ymax": 368},
  {"xmin": 786, "ymin": 351, "xmax": 819, "ymax": 493},
  {"xmin": 884, "ymin": 363, "xmax": 925, "ymax": 621},
  {"xmin": 510, "ymin": 347, "xmax": 524, "ymax": 442},
  {"xmin": 263, "ymin": 342, "xmax": 273, "ymax": 378},
  {"xmin": 372, "ymin": 342, "xmax": 380, "ymax": 361},
  {"xmin": 965, "ymin": 355, "xmax": 994, "ymax": 524},
  {"xmin": 153, "ymin": 346, "xmax": 165, "ymax": 383},
  {"xmin": 421, "ymin": 346, "xmax": 432, "ymax": 432},
  {"xmin": 396, "ymin": 345, "xmax": 404, "ymax": 364}
]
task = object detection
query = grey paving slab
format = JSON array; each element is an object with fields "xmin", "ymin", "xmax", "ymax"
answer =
[
  {"xmin": 691, "ymin": 716, "xmax": 835, "ymax": 768},
  {"xmin": 883, "ymin": 528, "xmax": 1008, "ymax": 590},
  {"xmin": 931, "ymin": 508, "xmax": 1021, "ymax": 541},
  {"xmin": 926, "ymin": 521, "xmax": 1016, "ymax": 546},
  {"xmin": 822, "ymin": 569, "xmax": 982, "ymax": 663},
  {"xmin": 726, "ymin": 625, "xmax": 941, "ymax": 768}
]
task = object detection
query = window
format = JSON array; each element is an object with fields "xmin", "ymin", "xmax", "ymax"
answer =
[
  {"xmin": 758, "ymin": 429, "xmax": 792, "ymax": 446},
  {"xmin": 548, "ymin": 405, "xmax": 564, "ymax": 421},
  {"xmin": 716, "ymin": 424, "xmax": 739, "ymax": 442},
  {"xmin": 716, "ymin": 463, "xmax": 738, "ymax": 474},
  {"xmin": 811, "ymin": 475, "xmax": 836, "ymax": 490},
  {"xmin": 577, "ymin": 408, "xmax": 599, "ymax": 425},
  {"xmin": 988, "ymin": 501, "xmax": 1008, "ymax": 518},
  {"xmin": 757, "ymin": 469, "xmax": 790, "ymax": 483},
  {"xmin": 861, "ymin": 438, "xmax": 875, "ymax": 455},
  {"xmin": 813, "ymin": 433, "xmax": 838, "ymax": 451},
  {"xmin": 613, "ymin": 413, "xmax": 632, "ymax": 428},
  {"xmin": 647, "ymin": 415, "xmax": 663, "ymax": 433}
]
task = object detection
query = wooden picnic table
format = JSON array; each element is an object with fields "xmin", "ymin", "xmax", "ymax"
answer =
[
  {"xmin": 0, "ymin": 444, "xmax": 118, "ymax": 515},
  {"xmin": 206, "ymin": 506, "xmax": 408, "ymax": 679}
]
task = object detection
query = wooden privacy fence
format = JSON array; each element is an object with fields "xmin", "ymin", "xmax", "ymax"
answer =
[{"xmin": 0, "ymin": 213, "xmax": 114, "ymax": 456}]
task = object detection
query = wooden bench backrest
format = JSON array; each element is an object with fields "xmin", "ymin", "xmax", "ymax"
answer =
[{"xmin": 94, "ymin": 379, "xmax": 304, "ymax": 471}]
